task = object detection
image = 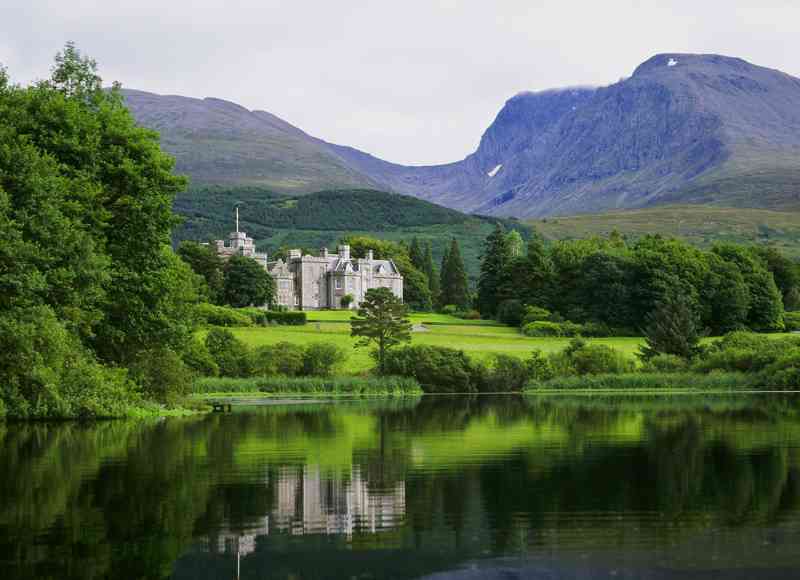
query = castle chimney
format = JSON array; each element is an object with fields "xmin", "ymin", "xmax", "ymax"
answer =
[
  {"xmin": 367, "ymin": 250, "xmax": 374, "ymax": 260},
  {"xmin": 320, "ymin": 247, "xmax": 329, "ymax": 258},
  {"xmin": 338, "ymin": 245, "xmax": 350, "ymax": 260},
  {"xmin": 288, "ymin": 249, "xmax": 302, "ymax": 260}
]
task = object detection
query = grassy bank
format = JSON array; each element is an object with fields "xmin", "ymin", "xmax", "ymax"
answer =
[
  {"xmin": 192, "ymin": 375, "xmax": 422, "ymax": 397},
  {"xmin": 524, "ymin": 372, "xmax": 759, "ymax": 392}
]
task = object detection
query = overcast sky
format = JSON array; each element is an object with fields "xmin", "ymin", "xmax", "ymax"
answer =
[{"xmin": 2, "ymin": 0, "xmax": 800, "ymax": 165}]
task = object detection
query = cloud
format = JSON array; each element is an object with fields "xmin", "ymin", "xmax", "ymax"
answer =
[{"xmin": 3, "ymin": 0, "xmax": 800, "ymax": 164}]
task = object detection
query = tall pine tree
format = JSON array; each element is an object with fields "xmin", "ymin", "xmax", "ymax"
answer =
[
  {"xmin": 514, "ymin": 234, "xmax": 554, "ymax": 308},
  {"xmin": 423, "ymin": 242, "xmax": 440, "ymax": 304},
  {"xmin": 477, "ymin": 224, "xmax": 514, "ymax": 316},
  {"xmin": 409, "ymin": 237, "xmax": 425, "ymax": 271},
  {"xmin": 440, "ymin": 239, "xmax": 470, "ymax": 309}
]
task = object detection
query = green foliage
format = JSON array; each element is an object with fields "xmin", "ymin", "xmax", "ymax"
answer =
[
  {"xmin": 640, "ymin": 354, "xmax": 689, "ymax": 374},
  {"xmin": 265, "ymin": 310, "xmax": 307, "ymax": 325},
  {"xmin": 570, "ymin": 344, "xmax": 635, "ymax": 375},
  {"xmin": 182, "ymin": 337, "xmax": 219, "ymax": 377},
  {"xmin": 204, "ymin": 327, "xmax": 252, "ymax": 378},
  {"xmin": 128, "ymin": 347, "xmax": 192, "ymax": 405},
  {"xmin": 477, "ymin": 224, "xmax": 514, "ymax": 316},
  {"xmin": 0, "ymin": 306, "xmax": 136, "ymax": 419},
  {"xmin": 177, "ymin": 241, "xmax": 225, "ymax": 303},
  {"xmin": 351, "ymin": 287, "xmax": 412, "ymax": 374},
  {"xmin": 382, "ymin": 345, "xmax": 479, "ymax": 393},
  {"xmin": 522, "ymin": 321, "xmax": 583, "ymax": 337},
  {"xmin": 197, "ymin": 303, "xmax": 254, "ymax": 327},
  {"xmin": 521, "ymin": 306, "xmax": 553, "ymax": 325},
  {"xmin": 496, "ymin": 299, "xmax": 525, "ymax": 326},
  {"xmin": 0, "ymin": 43, "xmax": 205, "ymax": 416},
  {"xmin": 222, "ymin": 255, "xmax": 275, "ymax": 308},
  {"xmin": 640, "ymin": 294, "xmax": 702, "ymax": 360},
  {"xmin": 422, "ymin": 242, "xmax": 441, "ymax": 303},
  {"xmin": 439, "ymin": 238, "xmax": 470, "ymax": 309},
  {"xmin": 340, "ymin": 294, "xmax": 355, "ymax": 309},
  {"xmin": 193, "ymin": 375, "xmax": 421, "ymax": 395},
  {"xmin": 783, "ymin": 311, "xmax": 800, "ymax": 331},
  {"xmin": 272, "ymin": 342, "xmax": 306, "ymax": 376},
  {"xmin": 525, "ymin": 372, "xmax": 753, "ymax": 391},
  {"xmin": 527, "ymin": 351, "xmax": 556, "ymax": 382},
  {"xmin": 302, "ymin": 343, "xmax": 346, "ymax": 377},
  {"xmin": 481, "ymin": 354, "xmax": 530, "ymax": 392}
]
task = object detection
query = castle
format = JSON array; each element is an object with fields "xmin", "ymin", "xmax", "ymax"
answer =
[{"xmin": 212, "ymin": 210, "xmax": 403, "ymax": 310}]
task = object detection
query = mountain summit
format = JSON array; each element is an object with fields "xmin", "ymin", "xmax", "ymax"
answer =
[{"xmin": 123, "ymin": 54, "xmax": 800, "ymax": 217}]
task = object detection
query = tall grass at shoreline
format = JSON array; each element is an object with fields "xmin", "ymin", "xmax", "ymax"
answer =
[
  {"xmin": 193, "ymin": 375, "xmax": 422, "ymax": 396},
  {"xmin": 524, "ymin": 372, "xmax": 757, "ymax": 391}
]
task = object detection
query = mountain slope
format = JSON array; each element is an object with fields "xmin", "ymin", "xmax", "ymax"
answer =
[
  {"xmin": 123, "ymin": 53, "xmax": 800, "ymax": 218},
  {"xmin": 121, "ymin": 89, "xmax": 375, "ymax": 193},
  {"xmin": 326, "ymin": 54, "xmax": 800, "ymax": 217}
]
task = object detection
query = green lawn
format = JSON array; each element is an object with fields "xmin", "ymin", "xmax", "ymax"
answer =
[{"xmin": 216, "ymin": 313, "xmax": 644, "ymax": 374}]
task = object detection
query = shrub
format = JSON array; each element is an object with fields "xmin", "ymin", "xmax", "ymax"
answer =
[
  {"xmin": 250, "ymin": 345, "xmax": 278, "ymax": 377},
  {"xmin": 129, "ymin": 347, "xmax": 193, "ymax": 404},
  {"xmin": 458, "ymin": 309, "xmax": 482, "ymax": 320},
  {"xmin": 527, "ymin": 350, "xmax": 556, "ymax": 382},
  {"xmin": 239, "ymin": 307, "xmax": 268, "ymax": 325},
  {"xmin": 273, "ymin": 341, "xmax": 305, "ymax": 376},
  {"xmin": 496, "ymin": 299, "xmax": 526, "ymax": 326},
  {"xmin": 522, "ymin": 321, "xmax": 584, "ymax": 337},
  {"xmin": 340, "ymin": 294, "xmax": 355, "ymax": 309},
  {"xmin": 303, "ymin": 343, "xmax": 346, "ymax": 377},
  {"xmin": 757, "ymin": 348, "xmax": 800, "ymax": 387},
  {"xmin": 481, "ymin": 354, "xmax": 530, "ymax": 392},
  {"xmin": 570, "ymin": 344, "xmax": 634, "ymax": 375},
  {"xmin": 640, "ymin": 354, "xmax": 688, "ymax": 374},
  {"xmin": 383, "ymin": 345, "xmax": 478, "ymax": 393},
  {"xmin": 265, "ymin": 310, "xmax": 307, "ymax": 325},
  {"xmin": 693, "ymin": 331, "xmax": 786, "ymax": 374},
  {"xmin": 525, "ymin": 372, "xmax": 753, "ymax": 391},
  {"xmin": 784, "ymin": 311, "xmax": 800, "ymax": 332},
  {"xmin": 197, "ymin": 303, "xmax": 253, "ymax": 327},
  {"xmin": 521, "ymin": 306, "xmax": 552, "ymax": 325},
  {"xmin": 205, "ymin": 328, "xmax": 253, "ymax": 377},
  {"xmin": 183, "ymin": 337, "xmax": 219, "ymax": 377},
  {"xmin": 440, "ymin": 305, "xmax": 459, "ymax": 316}
]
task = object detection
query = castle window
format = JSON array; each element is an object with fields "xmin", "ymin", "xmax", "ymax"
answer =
[{"xmin": 335, "ymin": 278, "xmax": 343, "ymax": 290}]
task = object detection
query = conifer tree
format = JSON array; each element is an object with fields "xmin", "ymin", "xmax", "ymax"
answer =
[
  {"xmin": 477, "ymin": 224, "xmax": 514, "ymax": 316},
  {"xmin": 514, "ymin": 234, "xmax": 554, "ymax": 308},
  {"xmin": 423, "ymin": 242, "xmax": 440, "ymax": 304},
  {"xmin": 409, "ymin": 237, "xmax": 425, "ymax": 271},
  {"xmin": 440, "ymin": 239, "xmax": 470, "ymax": 309}
]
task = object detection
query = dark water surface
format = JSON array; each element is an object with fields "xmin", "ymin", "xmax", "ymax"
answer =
[{"xmin": 3, "ymin": 395, "xmax": 800, "ymax": 579}]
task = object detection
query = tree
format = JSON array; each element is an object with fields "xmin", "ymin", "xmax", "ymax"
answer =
[
  {"xmin": 0, "ymin": 43, "xmax": 200, "ymax": 416},
  {"xmin": 409, "ymin": 237, "xmax": 425, "ymax": 270},
  {"xmin": 477, "ymin": 224, "xmax": 514, "ymax": 316},
  {"xmin": 506, "ymin": 229, "xmax": 525, "ymax": 258},
  {"xmin": 222, "ymin": 255, "xmax": 275, "ymax": 308},
  {"xmin": 514, "ymin": 234, "xmax": 555, "ymax": 309},
  {"xmin": 701, "ymin": 253, "xmax": 749, "ymax": 334},
  {"xmin": 422, "ymin": 242, "xmax": 441, "ymax": 303},
  {"xmin": 640, "ymin": 293, "xmax": 702, "ymax": 360},
  {"xmin": 350, "ymin": 287, "xmax": 412, "ymax": 374},
  {"xmin": 439, "ymin": 238, "xmax": 470, "ymax": 309},
  {"xmin": 177, "ymin": 241, "xmax": 225, "ymax": 303},
  {"xmin": 340, "ymin": 293, "xmax": 355, "ymax": 309}
]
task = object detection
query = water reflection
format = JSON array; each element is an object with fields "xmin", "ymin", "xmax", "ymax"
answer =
[{"xmin": 2, "ymin": 395, "xmax": 800, "ymax": 579}]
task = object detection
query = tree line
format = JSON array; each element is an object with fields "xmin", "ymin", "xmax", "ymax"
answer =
[{"xmin": 475, "ymin": 224, "xmax": 798, "ymax": 335}]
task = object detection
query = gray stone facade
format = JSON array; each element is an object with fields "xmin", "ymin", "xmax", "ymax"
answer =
[
  {"xmin": 211, "ymin": 216, "xmax": 403, "ymax": 309},
  {"xmin": 268, "ymin": 245, "xmax": 403, "ymax": 310}
]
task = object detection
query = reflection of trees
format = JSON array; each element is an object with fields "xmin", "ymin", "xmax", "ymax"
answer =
[{"xmin": 3, "ymin": 396, "xmax": 800, "ymax": 579}]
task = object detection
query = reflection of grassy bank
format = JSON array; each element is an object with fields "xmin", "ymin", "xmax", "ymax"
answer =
[{"xmin": 192, "ymin": 375, "xmax": 422, "ymax": 396}]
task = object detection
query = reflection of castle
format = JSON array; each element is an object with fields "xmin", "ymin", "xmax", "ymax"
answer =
[
  {"xmin": 202, "ymin": 517, "xmax": 269, "ymax": 557},
  {"xmin": 272, "ymin": 465, "xmax": 406, "ymax": 537}
]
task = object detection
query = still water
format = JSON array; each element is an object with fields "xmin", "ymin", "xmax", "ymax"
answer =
[{"xmin": 2, "ymin": 395, "xmax": 800, "ymax": 579}]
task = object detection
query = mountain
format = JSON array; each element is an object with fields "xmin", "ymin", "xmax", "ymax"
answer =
[
  {"xmin": 121, "ymin": 89, "xmax": 376, "ymax": 193},
  {"xmin": 123, "ymin": 53, "xmax": 800, "ymax": 218}
]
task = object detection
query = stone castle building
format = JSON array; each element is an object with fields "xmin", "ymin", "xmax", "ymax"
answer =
[{"xmin": 212, "ymin": 211, "xmax": 403, "ymax": 310}]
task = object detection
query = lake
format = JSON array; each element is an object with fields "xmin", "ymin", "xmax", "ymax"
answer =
[{"xmin": 2, "ymin": 394, "xmax": 800, "ymax": 579}]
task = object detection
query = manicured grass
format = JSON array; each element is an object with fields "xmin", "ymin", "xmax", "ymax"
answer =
[{"xmin": 305, "ymin": 310, "xmax": 503, "ymax": 326}]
